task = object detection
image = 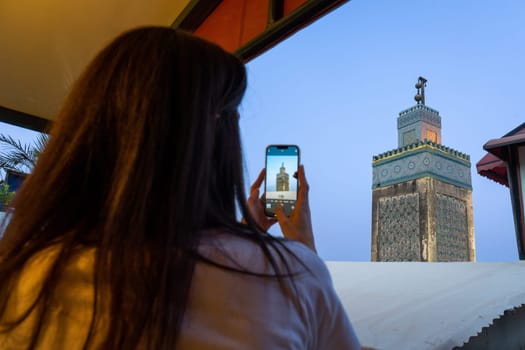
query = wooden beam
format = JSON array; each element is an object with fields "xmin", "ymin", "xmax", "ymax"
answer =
[
  {"xmin": 0, "ymin": 106, "xmax": 51, "ymax": 132},
  {"xmin": 172, "ymin": 0, "xmax": 222, "ymax": 32},
  {"xmin": 236, "ymin": 0, "xmax": 348, "ymax": 61}
]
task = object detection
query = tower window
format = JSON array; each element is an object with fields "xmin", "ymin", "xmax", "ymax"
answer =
[{"xmin": 426, "ymin": 130, "xmax": 437, "ymax": 143}]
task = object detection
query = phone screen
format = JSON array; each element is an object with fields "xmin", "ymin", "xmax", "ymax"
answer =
[{"xmin": 264, "ymin": 145, "xmax": 300, "ymax": 217}]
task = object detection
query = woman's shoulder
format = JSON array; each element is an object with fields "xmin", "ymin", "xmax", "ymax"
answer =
[
  {"xmin": 199, "ymin": 229, "xmax": 332, "ymax": 285},
  {"xmin": 279, "ymin": 239, "xmax": 333, "ymax": 283}
]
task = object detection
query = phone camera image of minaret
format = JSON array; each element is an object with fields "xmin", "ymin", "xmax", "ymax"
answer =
[
  {"xmin": 371, "ymin": 77, "xmax": 475, "ymax": 262},
  {"xmin": 276, "ymin": 162, "xmax": 290, "ymax": 191}
]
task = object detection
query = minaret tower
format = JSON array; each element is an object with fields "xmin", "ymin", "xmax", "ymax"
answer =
[
  {"xmin": 276, "ymin": 162, "xmax": 289, "ymax": 191},
  {"xmin": 371, "ymin": 77, "xmax": 475, "ymax": 262}
]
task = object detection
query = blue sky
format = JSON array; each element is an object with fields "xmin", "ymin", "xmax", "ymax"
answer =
[
  {"xmin": 1, "ymin": 0, "xmax": 524, "ymax": 261},
  {"xmin": 239, "ymin": 0, "xmax": 525, "ymax": 261}
]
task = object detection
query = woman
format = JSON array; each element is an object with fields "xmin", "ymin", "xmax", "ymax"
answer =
[{"xmin": 0, "ymin": 27, "xmax": 360, "ymax": 349}]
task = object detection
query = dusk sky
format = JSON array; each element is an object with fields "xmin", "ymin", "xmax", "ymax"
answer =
[
  {"xmin": 239, "ymin": 0, "xmax": 524, "ymax": 261},
  {"xmin": 1, "ymin": 0, "xmax": 524, "ymax": 261}
]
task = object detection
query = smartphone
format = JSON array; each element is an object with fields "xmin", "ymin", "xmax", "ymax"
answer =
[{"xmin": 264, "ymin": 145, "xmax": 300, "ymax": 217}]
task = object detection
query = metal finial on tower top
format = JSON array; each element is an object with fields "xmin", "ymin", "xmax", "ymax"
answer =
[{"xmin": 414, "ymin": 76, "xmax": 427, "ymax": 105}]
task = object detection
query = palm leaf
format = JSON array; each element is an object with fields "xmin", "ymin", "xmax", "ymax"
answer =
[
  {"xmin": 0, "ymin": 134, "xmax": 44, "ymax": 173},
  {"xmin": 32, "ymin": 133, "xmax": 49, "ymax": 160}
]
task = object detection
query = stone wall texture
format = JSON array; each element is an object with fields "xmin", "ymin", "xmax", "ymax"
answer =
[
  {"xmin": 435, "ymin": 193, "xmax": 469, "ymax": 261},
  {"xmin": 377, "ymin": 194, "xmax": 421, "ymax": 261},
  {"xmin": 371, "ymin": 177, "xmax": 475, "ymax": 262}
]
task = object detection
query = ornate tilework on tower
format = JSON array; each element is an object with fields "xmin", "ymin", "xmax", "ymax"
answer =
[{"xmin": 371, "ymin": 77, "xmax": 475, "ymax": 262}]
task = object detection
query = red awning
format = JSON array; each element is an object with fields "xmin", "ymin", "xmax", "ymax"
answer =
[
  {"xmin": 477, "ymin": 123, "xmax": 525, "ymax": 187},
  {"xmin": 484, "ymin": 132, "xmax": 525, "ymax": 161},
  {"xmin": 174, "ymin": 0, "xmax": 348, "ymax": 61},
  {"xmin": 476, "ymin": 153, "xmax": 508, "ymax": 187}
]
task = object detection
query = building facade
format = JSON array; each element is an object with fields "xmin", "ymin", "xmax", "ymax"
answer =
[{"xmin": 371, "ymin": 79, "xmax": 475, "ymax": 261}]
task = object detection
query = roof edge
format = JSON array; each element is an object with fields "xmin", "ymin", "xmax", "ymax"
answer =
[{"xmin": 0, "ymin": 105, "xmax": 51, "ymax": 132}]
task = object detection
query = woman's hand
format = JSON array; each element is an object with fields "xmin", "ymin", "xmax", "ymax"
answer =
[
  {"xmin": 245, "ymin": 169, "xmax": 277, "ymax": 231},
  {"xmin": 275, "ymin": 165, "xmax": 316, "ymax": 253}
]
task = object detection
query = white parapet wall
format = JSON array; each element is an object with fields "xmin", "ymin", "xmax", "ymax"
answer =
[{"xmin": 326, "ymin": 261, "xmax": 525, "ymax": 350}]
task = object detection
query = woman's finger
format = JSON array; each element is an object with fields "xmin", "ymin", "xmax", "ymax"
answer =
[
  {"xmin": 297, "ymin": 165, "xmax": 309, "ymax": 204},
  {"xmin": 250, "ymin": 168, "xmax": 266, "ymax": 194}
]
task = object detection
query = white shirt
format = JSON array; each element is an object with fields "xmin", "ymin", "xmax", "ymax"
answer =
[
  {"xmin": 181, "ymin": 232, "xmax": 361, "ymax": 349},
  {"xmin": 0, "ymin": 232, "xmax": 360, "ymax": 349}
]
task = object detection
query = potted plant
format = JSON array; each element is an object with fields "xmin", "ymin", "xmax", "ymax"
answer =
[{"xmin": 0, "ymin": 182, "xmax": 15, "ymax": 212}]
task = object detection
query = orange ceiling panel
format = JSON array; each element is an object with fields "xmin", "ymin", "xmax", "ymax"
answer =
[
  {"xmin": 194, "ymin": 0, "xmax": 269, "ymax": 53},
  {"xmin": 0, "ymin": 0, "xmax": 349, "ymax": 131},
  {"xmin": 177, "ymin": 0, "xmax": 349, "ymax": 61},
  {"xmin": 283, "ymin": 0, "xmax": 309, "ymax": 16}
]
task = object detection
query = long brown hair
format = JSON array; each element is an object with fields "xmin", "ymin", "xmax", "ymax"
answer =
[{"xmin": 0, "ymin": 27, "xmax": 290, "ymax": 349}]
